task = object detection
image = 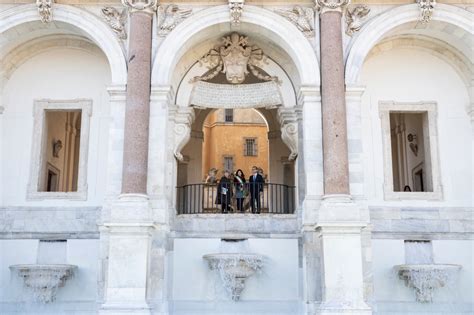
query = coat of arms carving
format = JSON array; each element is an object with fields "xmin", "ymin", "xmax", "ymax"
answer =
[{"xmin": 191, "ymin": 33, "xmax": 279, "ymax": 85}]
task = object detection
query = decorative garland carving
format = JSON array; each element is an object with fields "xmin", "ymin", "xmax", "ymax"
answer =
[
  {"xmin": 101, "ymin": 7, "xmax": 128, "ymax": 40},
  {"xmin": 172, "ymin": 107, "xmax": 195, "ymax": 162},
  {"xmin": 37, "ymin": 0, "xmax": 53, "ymax": 23},
  {"xmin": 417, "ymin": 0, "xmax": 436, "ymax": 23},
  {"xmin": 157, "ymin": 5, "xmax": 192, "ymax": 36},
  {"xmin": 229, "ymin": 0, "xmax": 244, "ymax": 25},
  {"xmin": 191, "ymin": 33, "xmax": 279, "ymax": 85},
  {"xmin": 345, "ymin": 5, "xmax": 370, "ymax": 36},
  {"xmin": 275, "ymin": 6, "xmax": 315, "ymax": 37}
]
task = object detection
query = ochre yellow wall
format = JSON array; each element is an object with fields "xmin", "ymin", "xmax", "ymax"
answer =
[{"xmin": 202, "ymin": 109, "xmax": 269, "ymax": 180}]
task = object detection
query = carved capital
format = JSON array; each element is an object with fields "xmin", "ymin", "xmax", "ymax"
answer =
[
  {"xmin": 121, "ymin": 0, "xmax": 157, "ymax": 14},
  {"xmin": 36, "ymin": 0, "xmax": 53, "ymax": 23},
  {"xmin": 170, "ymin": 107, "xmax": 195, "ymax": 161},
  {"xmin": 278, "ymin": 108, "xmax": 299, "ymax": 161},
  {"xmin": 315, "ymin": 0, "xmax": 350, "ymax": 14},
  {"xmin": 229, "ymin": 0, "xmax": 244, "ymax": 25}
]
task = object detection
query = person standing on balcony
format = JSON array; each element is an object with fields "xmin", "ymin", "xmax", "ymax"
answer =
[
  {"xmin": 234, "ymin": 169, "xmax": 247, "ymax": 212},
  {"xmin": 249, "ymin": 166, "xmax": 264, "ymax": 214},
  {"xmin": 218, "ymin": 170, "xmax": 233, "ymax": 213}
]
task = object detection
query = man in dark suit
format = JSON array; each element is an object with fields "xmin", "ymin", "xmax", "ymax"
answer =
[{"xmin": 248, "ymin": 166, "xmax": 264, "ymax": 214}]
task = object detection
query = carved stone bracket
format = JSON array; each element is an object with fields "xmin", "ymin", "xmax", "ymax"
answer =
[
  {"xmin": 121, "ymin": 0, "xmax": 157, "ymax": 14},
  {"xmin": 101, "ymin": 7, "xmax": 128, "ymax": 40},
  {"xmin": 315, "ymin": 0, "xmax": 350, "ymax": 14},
  {"xmin": 345, "ymin": 5, "xmax": 370, "ymax": 36},
  {"xmin": 275, "ymin": 6, "xmax": 315, "ymax": 37},
  {"xmin": 171, "ymin": 107, "xmax": 195, "ymax": 162},
  {"xmin": 229, "ymin": 0, "xmax": 245, "ymax": 25},
  {"xmin": 157, "ymin": 5, "xmax": 192, "ymax": 36},
  {"xmin": 37, "ymin": 0, "xmax": 53, "ymax": 23},
  {"xmin": 278, "ymin": 108, "xmax": 299, "ymax": 161},
  {"xmin": 417, "ymin": 0, "xmax": 436, "ymax": 23}
]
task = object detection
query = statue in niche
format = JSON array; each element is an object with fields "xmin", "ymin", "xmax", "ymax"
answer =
[
  {"xmin": 191, "ymin": 32, "xmax": 279, "ymax": 84},
  {"xmin": 52, "ymin": 139, "xmax": 63, "ymax": 158}
]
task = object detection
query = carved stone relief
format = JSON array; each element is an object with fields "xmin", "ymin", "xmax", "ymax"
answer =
[
  {"xmin": 101, "ymin": 7, "xmax": 128, "ymax": 40},
  {"xmin": 417, "ymin": 0, "xmax": 436, "ymax": 23},
  {"xmin": 191, "ymin": 32, "xmax": 279, "ymax": 85},
  {"xmin": 345, "ymin": 5, "xmax": 370, "ymax": 36},
  {"xmin": 157, "ymin": 5, "xmax": 192, "ymax": 36},
  {"xmin": 121, "ymin": 0, "xmax": 157, "ymax": 13},
  {"xmin": 37, "ymin": 0, "xmax": 53, "ymax": 23},
  {"xmin": 315, "ymin": 0, "xmax": 350, "ymax": 13},
  {"xmin": 275, "ymin": 6, "xmax": 315, "ymax": 37},
  {"xmin": 229, "ymin": 0, "xmax": 244, "ymax": 25}
]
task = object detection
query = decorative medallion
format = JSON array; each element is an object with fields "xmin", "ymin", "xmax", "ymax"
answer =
[
  {"xmin": 191, "ymin": 32, "xmax": 279, "ymax": 85},
  {"xmin": 101, "ymin": 7, "xmax": 128, "ymax": 40},
  {"xmin": 157, "ymin": 5, "xmax": 192, "ymax": 36},
  {"xmin": 345, "ymin": 5, "xmax": 370, "ymax": 36},
  {"xmin": 37, "ymin": 0, "xmax": 53, "ymax": 23},
  {"xmin": 275, "ymin": 6, "xmax": 315, "ymax": 37}
]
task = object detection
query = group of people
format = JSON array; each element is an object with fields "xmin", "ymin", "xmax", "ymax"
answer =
[{"xmin": 216, "ymin": 166, "xmax": 265, "ymax": 214}]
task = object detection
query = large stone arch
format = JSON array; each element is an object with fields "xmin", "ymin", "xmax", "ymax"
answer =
[
  {"xmin": 0, "ymin": 4, "xmax": 127, "ymax": 85},
  {"xmin": 151, "ymin": 5, "xmax": 320, "ymax": 88},
  {"xmin": 345, "ymin": 3, "xmax": 473, "ymax": 86}
]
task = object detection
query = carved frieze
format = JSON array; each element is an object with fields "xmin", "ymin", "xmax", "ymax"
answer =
[
  {"xmin": 157, "ymin": 5, "xmax": 192, "ymax": 36},
  {"xmin": 417, "ymin": 0, "xmax": 436, "ymax": 23},
  {"xmin": 37, "ymin": 0, "xmax": 53, "ymax": 23},
  {"xmin": 345, "ymin": 5, "xmax": 370, "ymax": 36},
  {"xmin": 275, "ymin": 6, "xmax": 315, "ymax": 37},
  {"xmin": 101, "ymin": 7, "xmax": 128, "ymax": 40},
  {"xmin": 229, "ymin": 0, "xmax": 244, "ymax": 25},
  {"xmin": 191, "ymin": 33, "xmax": 279, "ymax": 85}
]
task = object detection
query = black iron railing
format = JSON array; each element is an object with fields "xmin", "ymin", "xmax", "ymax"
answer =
[{"xmin": 176, "ymin": 183, "xmax": 296, "ymax": 215}]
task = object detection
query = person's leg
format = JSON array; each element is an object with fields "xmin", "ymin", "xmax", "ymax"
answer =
[{"xmin": 256, "ymin": 192, "xmax": 261, "ymax": 214}]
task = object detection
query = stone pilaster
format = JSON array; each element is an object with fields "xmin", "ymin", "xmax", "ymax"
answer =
[{"xmin": 313, "ymin": 1, "xmax": 372, "ymax": 314}]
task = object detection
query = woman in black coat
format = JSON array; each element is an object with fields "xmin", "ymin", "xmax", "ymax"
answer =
[
  {"xmin": 234, "ymin": 169, "xmax": 246, "ymax": 212},
  {"xmin": 217, "ymin": 170, "xmax": 233, "ymax": 213}
]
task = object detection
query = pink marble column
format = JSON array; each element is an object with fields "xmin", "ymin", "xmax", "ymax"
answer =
[
  {"xmin": 320, "ymin": 9, "xmax": 350, "ymax": 195},
  {"xmin": 121, "ymin": 10, "xmax": 153, "ymax": 194}
]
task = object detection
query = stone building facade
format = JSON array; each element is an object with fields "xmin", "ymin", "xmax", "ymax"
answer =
[{"xmin": 0, "ymin": 0, "xmax": 472, "ymax": 315}]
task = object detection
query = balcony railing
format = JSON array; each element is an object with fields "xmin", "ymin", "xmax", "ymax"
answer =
[{"xmin": 176, "ymin": 183, "xmax": 296, "ymax": 215}]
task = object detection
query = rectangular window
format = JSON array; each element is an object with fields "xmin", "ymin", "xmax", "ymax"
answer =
[
  {"xmin": 379, "ymin": 101, "xmax": 442, "ymax": 200},
  {"xmin": 225, "ymin": 109, "xmax": 233, "ymax": 122},
  {"xmin": 223, "ymin": 156, "xmax": 234, "ymax": 172},
  {"xmin": 27, "ymin": 99, "xmax": 91, "ymax": 200},
  {"xmin": 244, "ymin": 138, "xmax": 257, "ymax": 156}
]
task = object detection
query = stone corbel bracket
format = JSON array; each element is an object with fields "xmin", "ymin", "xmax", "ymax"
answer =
[
  {"xmin": 171, "ymin": 107, "xmax": 195, "ymax": 162},
  {"xmin": 278, "ymin": 108, "xmax": 299, "ymax": 161},
  {"xmin": 229, "ymin": 0, "xmax": 245, "ymax": 25}
]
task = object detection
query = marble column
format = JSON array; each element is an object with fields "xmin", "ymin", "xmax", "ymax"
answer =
[
  {"xmin": 99, "ymin": 1, "xmax": 158, "ymax": 314},
  {"xmin": 313, "ymin": 1, "xmax": 371, "ymax": 314},
  {"xmin": 319, "ymin": 2, "xmax": 350, "ymax": 195},
  {"xmin": 121, "ymin": 3, "xmax": 155, "ymax": 194}
]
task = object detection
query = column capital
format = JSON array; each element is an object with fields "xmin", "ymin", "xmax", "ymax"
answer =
[
  {"xmin": 315, "ymin": 0, "xmax": 350, "ymax": 14},
  {"xmin": 122, "ymin": 0, "xmax": 157, "ymax": 14}
]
